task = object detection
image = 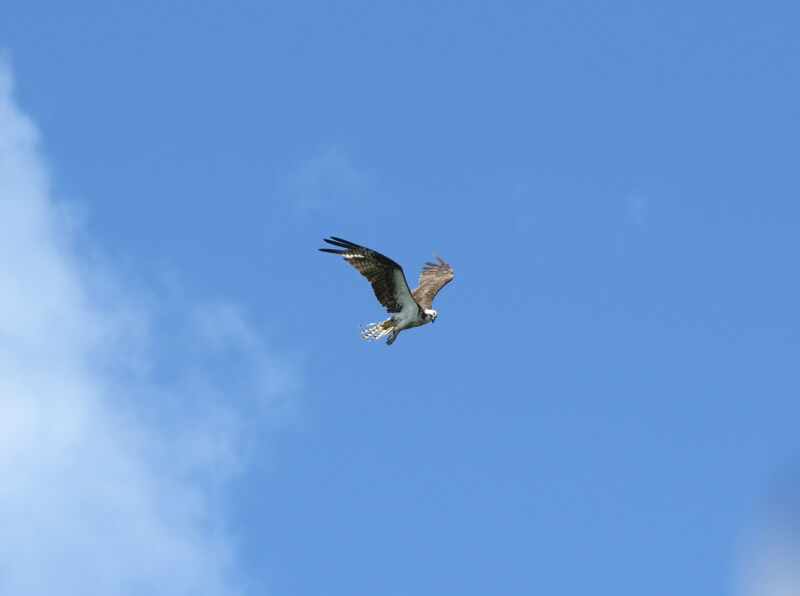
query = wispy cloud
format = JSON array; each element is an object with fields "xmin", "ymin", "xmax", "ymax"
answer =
[
  {"xmin": 279, "ymin": 146, "xmax": 376, "ymax": 218},
  {"xmin": 736, "ymin": 475, "xmax": 800, "ymax": 596},
  {"xmin": 0, "ymin": 60, "xmax": 295, "ymax": 595},
  {"xmin": 626, "ymin": 194, "xmax": 648, "ymax": 228}
]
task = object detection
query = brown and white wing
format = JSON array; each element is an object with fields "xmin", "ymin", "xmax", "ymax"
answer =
[
  {"xmin": 319, "ymin": 237, "xmax": 416, "ymax": 314},
  {"xmin": 411, "ymin": 254, "xmax": 454, "ymax": 310}
]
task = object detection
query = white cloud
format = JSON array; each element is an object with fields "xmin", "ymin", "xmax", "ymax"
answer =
[
  {"xmin": 736, "ymin": 477, "xmax": 800, "ymax": 596},
  {"xmin": 738, "ymin": 521, "xmax": 800, "ymax": 596},
  {"xmin": 0, "ymin": 61, "xmax": 294, "ymax": 594}
]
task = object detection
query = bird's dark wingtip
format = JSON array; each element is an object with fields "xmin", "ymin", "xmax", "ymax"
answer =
[
  {"xmin": 331, "ymin": 236, "xmax": 360, "ymax": 247},
  {"xmin": 321, "ymin": 236, "xmax": 359, "ymax": 250}
]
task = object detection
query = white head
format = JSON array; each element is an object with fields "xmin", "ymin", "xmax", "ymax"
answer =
[{"xmin": 423, "ymin": 308, "xmax": 438, "ymax": 323}]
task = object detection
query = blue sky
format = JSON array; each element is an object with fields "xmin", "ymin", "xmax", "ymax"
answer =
[{"xmin": 1, "ymin": 2, "xmax": 799, "ymax": 594}]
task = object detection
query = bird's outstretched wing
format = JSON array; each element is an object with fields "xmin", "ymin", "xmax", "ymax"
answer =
[
  {"xmin": 411, "ymin": 254, "xmax": 454, "ymax": 310},
  {"xmin": 319, "ymin": 237, "xmax": 416, "ymax": 314}
]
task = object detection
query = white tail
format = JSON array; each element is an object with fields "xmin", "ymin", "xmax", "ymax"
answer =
[{"xmin": 359, "ymin": 317, "xmax": 395, "ymax": 341}]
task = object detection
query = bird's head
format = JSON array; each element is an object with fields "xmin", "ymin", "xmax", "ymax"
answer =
[{"xmin": 424, "ymin": 308, "xmax": 438, "ymax": 323}]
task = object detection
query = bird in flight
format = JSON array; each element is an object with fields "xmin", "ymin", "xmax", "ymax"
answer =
[{"xmin": 319, "ymin": 237, "xmax": 454, "ymax": 345}]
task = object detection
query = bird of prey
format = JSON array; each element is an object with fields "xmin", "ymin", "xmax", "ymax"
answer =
[{"xmin": 319, "ymin": 237, "xmax": 454, "ymax": 345}]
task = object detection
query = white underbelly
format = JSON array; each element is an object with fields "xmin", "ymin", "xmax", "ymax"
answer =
[{"xmin": 396, "ymin": 303, "xmax": 424, "ymax": 330}]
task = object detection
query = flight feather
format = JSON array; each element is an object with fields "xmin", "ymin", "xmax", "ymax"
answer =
[{"xmin": 411, "ymin": 254, "xmax": 454, "ymax": 310}]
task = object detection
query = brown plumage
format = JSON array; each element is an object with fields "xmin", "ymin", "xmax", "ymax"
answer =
[{"xmin": 412, "ymin": 254, "xmax": 454, "ymax": 310}]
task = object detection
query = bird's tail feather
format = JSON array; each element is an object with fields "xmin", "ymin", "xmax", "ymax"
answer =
[{"xmin": 359, "ymin": 317, "xmax": 395, "ymax": 341}]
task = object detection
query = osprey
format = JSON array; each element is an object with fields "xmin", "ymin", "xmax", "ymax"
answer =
[{"xmin": 319, "ymin": 237, "xmax": 454, "ymax": 345}]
